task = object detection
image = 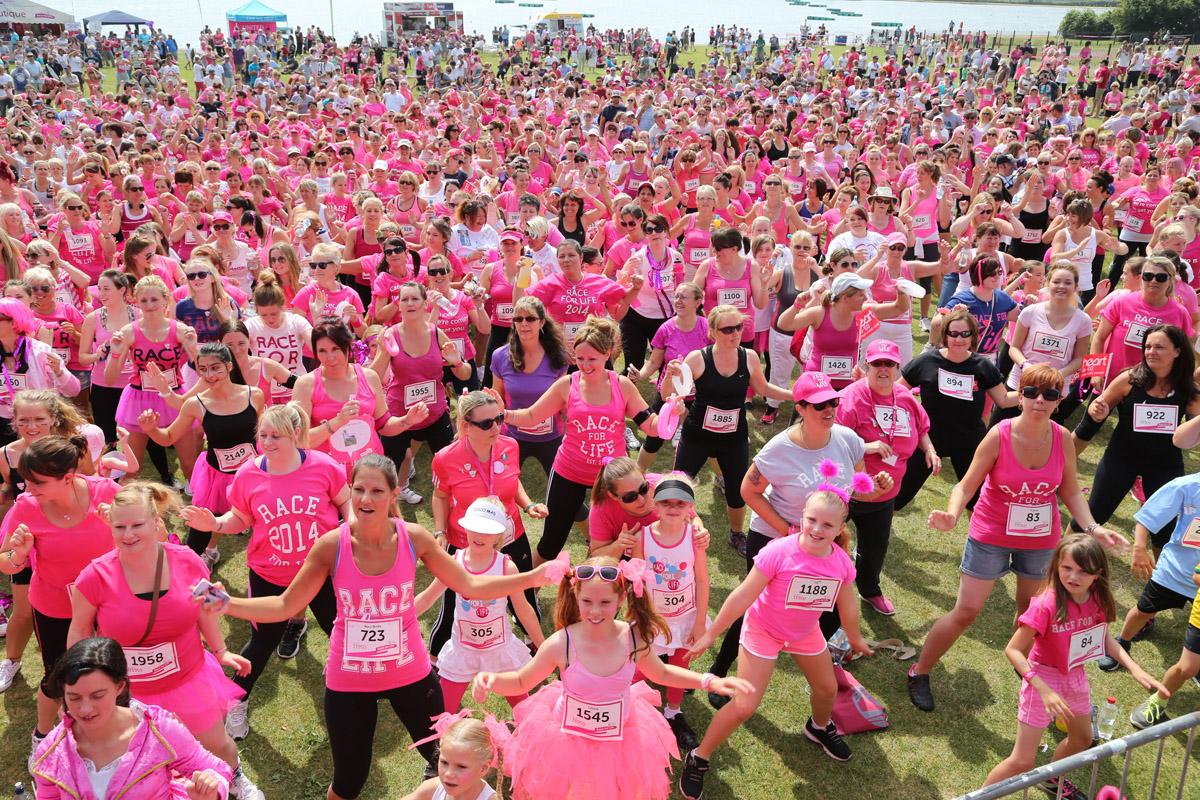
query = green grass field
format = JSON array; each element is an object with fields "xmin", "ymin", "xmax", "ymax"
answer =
[{"xmin": 1, "ymin": 320, "xmax": 1197, "ymax": 799}]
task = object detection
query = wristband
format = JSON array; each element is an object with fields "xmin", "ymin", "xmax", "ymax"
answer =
[
  {"xmin": 523, "ymin": 503, "xmax": 536, "ymax": 514},
  {"xmin": 1084, "ymin": 523, "xmax": 1099, "ymax": 534},
  {"xmin": 632, "ymin": 408, "xmax": 652, "ymax": 426},
  {"xmin": 699, "ymin": 672, "xmax": 716, "ymax": 692}
]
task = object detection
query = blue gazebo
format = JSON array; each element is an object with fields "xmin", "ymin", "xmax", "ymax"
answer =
[{"xmin": 225, "ymin": 0, "xmax": 286, "ymax": 36}]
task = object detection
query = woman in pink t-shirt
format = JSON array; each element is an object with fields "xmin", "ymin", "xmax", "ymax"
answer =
[
  {"xmin": 913, "ymin": 365, "xmax": 1127, "ymax": 713},
  {"xmin": 981, "ymin": 535, "xmax": 1164, "ymax": 793},
  {"xmin": 69, "ymin": 483, "xmax": 256, "ymax": 788}
]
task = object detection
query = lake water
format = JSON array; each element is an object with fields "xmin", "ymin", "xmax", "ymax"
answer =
[{"xmin": 63, "ymin": 0, "xmax": 1110, "ymax": 48}]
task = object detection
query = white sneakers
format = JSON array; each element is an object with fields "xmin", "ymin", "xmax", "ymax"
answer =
[
  {"xmin": 202, "ymin": 547, "xmax": 221, "ymax": 570},
  {"xmin": 231, "ymin": 766, "xmax": 265, "ymax": 800},
  {"xmin": 397, "ymin": 484, "xmax": 423, "ymax": 505},
  {"xmin": 226, "ymin": 699, "xmax": 250, "ymax": 741},
  {"xmin": 0, "ymin": 658, "xmax": 22, "ymax": 693}
]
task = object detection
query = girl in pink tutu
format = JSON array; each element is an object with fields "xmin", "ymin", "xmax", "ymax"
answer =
[
  {"xmin": 415, "ymin": 496, "xmax": 544, "ymax": 712},
  {"xmin": 67, "ymin": 482, "xmax": 265, "ymax": 800},
  {"xmin": 679, "ymin": 484, "xmax": 876, "ymax": 800},
  {"xmin": 471, "ymin": 555, "xmax": 752, "ymax": 800}
]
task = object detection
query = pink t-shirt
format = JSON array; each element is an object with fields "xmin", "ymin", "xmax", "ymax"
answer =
[
  {"xmin": 526, "ymin": 273, "xmax": 627, "ymax": 341},
  {"xmin": 1019, "ymin": 588, "xmax": 1108, "ymax": 673},
  {"xmin": 430, "ymin": 436, "xmax": 526, "ymax": 549},
  {"xmin": 0, "ymin": 475, "xmax": 120, "ymax": 617},
  {"xmin": 745, "ymin": 534, "xmax": 855, "ymax": 641},
  {"xmin": 588, "ymin": 473, "xmax": 662, "ymax": 545},
  {"xmin": 835, "ymin": 380, "xmax": 929, "ymax": 502},
  {"xmin": 1100, "ymin": 293, "xmax": 1194, "ymax": 374},
  {"xmin": 227, "ymin": 450, "xmax": 348, "ymax": 586},
  {"xmin": 291, "ymin": 281, "xmax": 365, "ymax": 324},
  {"xmin": 74, "ymin": 544, "xmax": 210, "ymax": 693}
]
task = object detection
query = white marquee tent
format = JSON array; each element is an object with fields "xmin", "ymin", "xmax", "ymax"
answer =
[{"xmin": 0, "ymin": 0, "xmax": 75, "ymax": 26}]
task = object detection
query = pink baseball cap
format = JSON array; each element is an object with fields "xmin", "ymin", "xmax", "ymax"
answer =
[
  {"xmin": 211, "ymin": 211, "xmax": 234, "ymax": 224},
  {"xmin": 499, "ymin": 228, "xmax": 526, "ymax": 243},
  {"xmin": 885, "ymin": 232, "xmax": 908, "ymax": 247},
  {"xmin": 864, "ymin": 339, "xmax": 902, "ymax": 364},
  {"xmin": 792, "ymin": 372, "xmax": 841, "ymax": 404}
]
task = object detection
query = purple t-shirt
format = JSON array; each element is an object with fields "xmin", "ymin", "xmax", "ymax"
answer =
[
  {"xmin": 490, "ymin": 344, "xmax": 568, "ymax": 442},
  {"xmin": 650, "ymin": 316, "xmax": 711, "ymax": 396}
]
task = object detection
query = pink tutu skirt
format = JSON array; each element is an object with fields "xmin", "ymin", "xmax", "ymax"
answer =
[
  {"xmin": 504, "ymin": 680, "xmax": 678, "ymax": 800},
  {"xmin": 115, "ymin": 386, "xmax": 180, "ymax": 429},
  {"xmin": 132, "ymin": 651, "xmax": 244, "ymax": 734},
  {"xmin": 189, "ymin": 457, "xmax": 237, "ymax": 515}
]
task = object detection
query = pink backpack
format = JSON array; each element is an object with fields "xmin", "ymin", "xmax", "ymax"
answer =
[{"xmin": 830, "ymin": 664, "xmax": 889, "ymax": 735}]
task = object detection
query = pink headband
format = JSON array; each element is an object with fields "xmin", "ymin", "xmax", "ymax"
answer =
[{"xmin": 408, "ymin": 711, "xmax": 512, "ymax": 767}]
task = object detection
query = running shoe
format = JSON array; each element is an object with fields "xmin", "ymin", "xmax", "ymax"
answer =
[
  {"xmin": 864, "ymin": 595, "xmax": 896, "ymax": 616},
  {"xmin": 29, "ymin": 730, "xmax": 44, "ymax": 775},
  {"xmin": 201, "ymin": 546, "xmax": 221, "ymax": 570},
  {"xmin": 277, "ymin": 618, "xmax": 308, "ymax": 659},
  {"xmin": 423, "ymin": 759, "xmax": 438, "ymax": 780},
  {"xmin": 908, "ymin": 668, "xmax": 935, "ymax": 712},
  {"xmin": 406, "ymin": 461, "xmax": 417, "ymax": 484},
  {"xmin": 669, "ymin": 712, "xmax": 700, "ymax": 752},
  {"xmin": 624, "ymin": 426, "xmax": 642, "ymax": 451},
  {"xmin": 708, "ymin": 691, "xmax": 731, "ymax": 710},
  {"xmin": 1130, "ymin": 697, "xmax": 1170, "ymax": 730},
  {"xmin": 398, "ymin": 484, "xmax": 424, "ymax": 505},
  {"xmin": 679, "ymin": 749, "xmax": 710, "ymax": 800},
  {"xmin": 230, "ymin": 767, "xmax": 265, "ymax": 800},
  {"xmin": 0, "ymin": 658, "xmax": 22, "ymax": 693},
  {"xmin": 1130, "ymin": 617, "xmax": 1156, "ymax": 642},
  {"xmin": 919, "ymin": 317, "xmax": 931, "ymax": 332},
  {"xmin": 760, "ymin": 407, "xmax": 778, "ymax": 425},
  {"xmin": 1098, "ymin": 638, "xmax": 1130, "ymax": 672},
  {"xmin": 226, "ymin": 700, "xmax": 250, "ymax": 740},
  {"xmin": 1132, "ymin": 476, "xmax": 1146, "ymax": 503},
  {"xmin": 728, "ymin": 530, "xmax": 747, "ymax": 557},
  {"xmin": 1036, "ymin": 776, "xmax": 1088, "ymax": 800},
  {"xmin": 803, "ymin": 717, "xmax": 852, "ymax": 761}
]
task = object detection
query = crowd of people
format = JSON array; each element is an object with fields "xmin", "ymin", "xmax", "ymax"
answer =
[{"xmin": 0, "ymin": 14, "xmax": 1199, "ymax": 800}]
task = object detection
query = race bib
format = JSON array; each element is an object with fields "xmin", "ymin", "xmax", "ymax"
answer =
[
  {"xmin": 689, "ymin": 247, "xmax": 710, "ymax": 262},
  {"xmin": 561, "ymin": 694, "xmax": 624, "ymax": 741},
  {"xmin": 717, "ymin": 287, "xmax": 748, "ymax": 309},
  {"xmin": 784, "ymin": 575, "xmax": 840, "ymax": 613},
  {"xmin": 820, "ymin": 355, "xmax": 853, "ymax": 380},
  {"xmin": 345, "ymin": 617, "xmax": 408, "ymax": 663},
  {"xmin": 1125, "ymin": 215, "xmax": 1145, "ymax": 230},
  {"xmin": 398, "ymin": 224, "xmax": 416, "ymax": 236},
  {"xmin": 53, "ymin": 347, "xmax": 71, "ymax": 364},
  {"xmin": 495, "ymin": 303, "xmax": 514, "ymax": 323},
  {"xmin": 912, "ymin": 213, "xmax": 932, "ymax": 230},
  {"xmin": 140, "ymin": 367, "xmax": 178, "ymax": 390},
  {"xmin": 1180, "ymin": 517, "xmax": 1200, "ymax": 548},
  {"xmin": 1067, "ymin": 623, "xmax": 1107, "ymax": 669},
  {"xmin": 332, "ymin": 419, "xmax": 371, "ymax": 454},
  {"xmin": 213, "ymin": 443, "xmax": 254, "ymax": 472},
  {"xmin": 1132, "ymin": 403, "xmax": 1178, "ymax": 434},
  {"xmin": 1123, "ymin": 321, "xmax": 1150, "ymax": 348},
  {"xmin": 1021, "ymin": 228, "xmax": 1044, "ymax": 244},
  {"xmin": 684, "ymin": 178, "xmax": 699, "ymax": 192},
  {"xmin": 701, "ymin": 406, "xmax": 739, "ymax": 434},
  {"xmin": 937, "ymin": 368, "xmax": 973, "ymax": 400},
  {"xmin": 517, "ymin": 417, "xmax": 554, "ymax": 436},
  {"xmin": 564, "ymin": 322, "xmax": 583, "ymax": 341},
  {"xmin": 457, "ymin": 618, "xmax": 505, "ymax": 650},
  {"xmin": 124, "ymin": 642, "xmax": 181, "ymax": 681},
  {"xmin": 1030, "ymin": 332, "xmax": 1069, "ymax": 361},
  {"xmin": 404, "ymin": 380, "xmax": 436, "ymax": 408},
  {"xmin": 1006, "ymin": 502, "xmax": 1053, "ymax": 537},
  {"xmin": 66, "ymin": 230, "xmax": 93, "ymax": 254},
  {"xmin": 745, "ymin": 180, "xmax": 757, "ymax": 194},
  {"xmin": 653, "ymin": 585, "xmax": 695, "ymax": 618},
  {"xmin": 873, "ymin": 405, "xmax": 912, "ymax": 438}
]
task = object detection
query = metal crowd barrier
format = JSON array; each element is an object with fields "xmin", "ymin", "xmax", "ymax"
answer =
[{"xmin": 957, "ymin": 711, "xmax": 1199, "ymax": 800}]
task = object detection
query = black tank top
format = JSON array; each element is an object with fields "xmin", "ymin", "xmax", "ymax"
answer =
[
  {"xmin": 773, "ymin": 268, "xmax": 800, "ymax": 333},
  {"xmin": 683, "ymin": 345, "xmax": 750, "ymax": 441},
  {"xmin": 201, "ymin": 388, "xmax": 259, "ymax": 473},
  {"xmin": 1008, "ymin": 203, "xmax": 1051, "ymax": 260},
  {"xmin": 1109, "ymin": 380, "xmax": 1188, "ymax": 466},
  {"xmin": 3, "ymin": 446, "xmax": 25, "ymax": 500}
]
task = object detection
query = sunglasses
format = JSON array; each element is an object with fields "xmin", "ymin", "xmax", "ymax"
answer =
[
  {"xmin": 384, "ymin": 247, "xmax": 407, "ymax": 256},
  {"xmin": 466, "ymin": 412, "xmax": 506, "ymax": 431},
  {"xmin": 573, "ymin": 564, "xmax": 621, "ymax": 582},
  {"xmin": 869, "ymin": 360, "xmax": 898, "ymax": 369},
  {"xmin": 717, "ymin": 322, "xmax": 744, "ymax": 335},
  {"xmin": 426, "ymin": 267, "xmax": 449, "ymax": 276},
  {"xmin": 268, "ymin": 255, "xmax": 289, "ymax": 263},
  {"xmin": 513, "ymin": 315, "xmax": 540, "ymax": 323},
  {"xmin": 1020, "ymin": 386, "xmax": 1062, "ymax": 401},
  {"xmin": 945, "ymin": 329, "xmax": 973, "ymax": 339},
  {"xmin": 1143, "ymin": 272, "xmax": 1170, "ymax": 283},
  {"xmin": 643, "ymin": 225, "xmax": 665, "ymax": 234},
  {"xmin": 29, "ymin": 285, "xmax": 53, "ymax": 293},
  {"xmin": 186, "ymin": 271, "xmax": 210, "ymax": 281},
  {"xmin": 888, "ymin": 245, "xmax": 906, "ymax": 252},
  {"xmin": 616, "ymin": 481, "xmax": 651, "ymax": 504},
  {"xmin": 838, "ymin": 260, "xmax": 860, "ymax": 268},
  {"xmin": 212, "ymin": 224, "xmax": 231, "ymax": 231},
  {"xmin": 804, "ymin": 397, "xmax": 841, "ymax": 411},
  {"xmin": 619, "ymin": 219, "xmax": 637, "ymax": 227},
  {"xmin": 66, "ymin": 204, "xmax": 85, "ymax": 211},
  {"xmin": 309, "ymin": 261, "xmax": 335, "ymax": 270}
]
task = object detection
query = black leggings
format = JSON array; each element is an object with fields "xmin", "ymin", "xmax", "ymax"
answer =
[
  {"xmin": 848, "ymin": 498, "xmax": 896, "ymax": 599},
  {"xmin": 517, "ymin": 438, "xmax": 589, "ymax": 522},
  {"xmin": 1107, "ymin": 239, "xmax": 1149, "ymax": 287},
  {"xmin": 234, "ymin": 569, "xmax": 337, "ymax": 696},
  {"xmin": 1077, "ymin": 450, "xmax": 1181, "ymax": 549},
  {"xmin": 442, "ymin": 362, "xmax": 481, "ymax": 396},
  {"xmin": 538, "ymin": 470, "xmax": 591, "ymax": 561},
  {"xmin": 90, "ymin": 384, "xmax": 123, "ymax": 444},
  {"xmin": 32, "ymin": 610, "xmax": 71, "ymax": 695},
  {"xmin": 620, "ymin": 310, "xmax": 666, "ymax": 372},
  {"xmin": 382, "ymin": 411, "xmax": 456, "ymax": 467},
  {"xmin": 893, "ymin": 429, "xmax": 983, "ymax": 512},
  {"xmin": 481, "ymin": 325, "xmax": 511, "ymax": 388},
  {"xmin": 673, "ymin": 430, "xmax": 749, "ymax": 510},
  {"xmin": 429, "ymin": 535, "xmax": 540, "ymax": 656},
  {"xmin": 325, "ymin": 670, "xmax": 443, "ymax": 799}
]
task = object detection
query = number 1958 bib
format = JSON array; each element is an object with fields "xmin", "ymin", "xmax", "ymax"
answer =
[
  {"xmin": 561, "ymin": 693, "xmax": 625, "ymax": 741},
  {"xmin": 124, "ymin": 642, "xmax": 181, "ymax": 681}
]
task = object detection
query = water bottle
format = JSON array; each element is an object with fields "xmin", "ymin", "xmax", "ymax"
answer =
[
  {"xmin": 1097, "ymin": 696, "xmax": 1119, "ymax": 741},
  {"xmin": 827, "ymin": 628, "xmax": 851, "ymax": 666},
  {"xmin": 13, "ymin": 782, "xmax": 27, "ymax": 797}
]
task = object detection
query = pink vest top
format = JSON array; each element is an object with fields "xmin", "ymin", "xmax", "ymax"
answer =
[
  {"xmin": 553, "ymin": 371, "xmax": 627, "ymax": 485},
  {"xmin": 129, "ymin": 320, "xmax": 184, "ymax": 391},
  {"xmin": 804, "ymin": 309, "xmax": 859, "ymax": 388},
  {"xmin": 704, "ymin": 260, "xmax": 755, "ymax": 343},
  {"xmin": 970, "ymin": 419, "xmax": 1065, "ymax": 550},
  {"xmin": 385, "ymin": 326, "xmax": 448, "ymax": 424},
  {"xmin": 327, "ymin": 519, "xmax": 431, "ymax": 691},
  {"xmin": 311, "ymin": 365, "xmax": 383, "ymax": 473},
  {"xmin": 486, "ymin": 261, "xmax": 517, "ymax": 327}
]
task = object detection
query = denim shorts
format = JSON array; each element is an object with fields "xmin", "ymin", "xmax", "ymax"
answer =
[{"xmin": 960, "ymin": 537, "xmax": 1055, "ymax": 581}]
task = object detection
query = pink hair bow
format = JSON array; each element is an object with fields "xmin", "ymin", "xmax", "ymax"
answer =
[
  {"xmin": 543, "ymin": 550, "xmax": 572, "ymax": 583},
  {"xmin": 481, "ymin": 714, "xmax": 513, "ymax": 767},
  {"xmin": 619, "ymin": 558, "xmax": 654, "ymax": 598},
  {"xmin": 408, "ymin": 709, "xmax": 472, "ymax": 749}
]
